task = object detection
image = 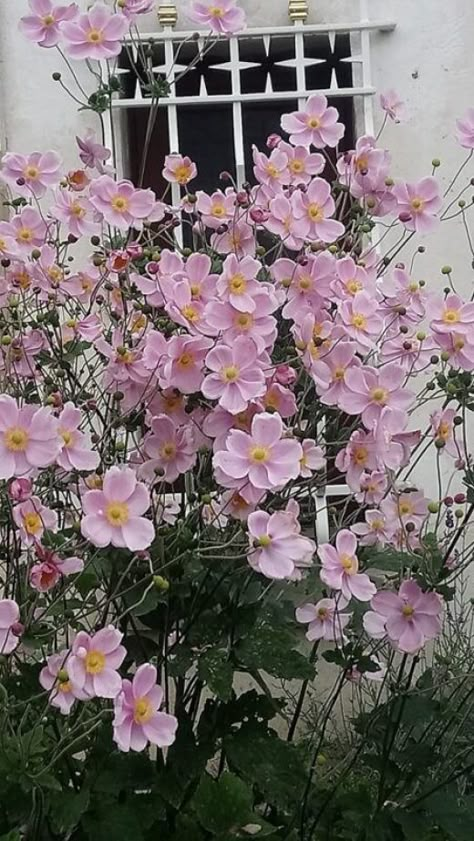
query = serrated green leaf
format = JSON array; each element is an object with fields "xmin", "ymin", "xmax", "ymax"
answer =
[
  {"xmin": 236, "ymin": 624, "xmax": 314, "ymax": 680},
  {"xmin": 49, "ymin": 787, "xmax": 90, "ymax": 834},
  {"xmin": 198, "ymin": 648, "xmax": 233, "ymax": 701}
]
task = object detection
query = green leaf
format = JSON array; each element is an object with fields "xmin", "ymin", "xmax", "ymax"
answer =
[
  {"xmin": 49, "ymin": 787, "xmax": 90, "ymax": 834},
  {"xmin": 0, "ymin": 832, "xmax": 21, "ymax": 841},
  {"xmin": 236, "ymin": 622, "xmax": 314, "ymax": 681},
  {"xmin": 362, "ymin": 546, "xmax": 409, "ymax": 572},
  {"xmin": 392, "ymin": 809, "xmax": 430, "ymax": 840},
  {"xmin": 225, "ymin": 725, "xmax": 306, "ymax": 810},
  {"xmin": 193, "ymin": 772, "xmax": 253, "ymax": 835},
  {"xmin": 82, "ymin": 800, "xmax": 144, "ymax": 841},
  {"xmin": 198, "ymin": 648, "xmax": 233, "ymax": 701},
  {"xmin": 424, "ymin": 789, "xmax": 474, "ymax": 841}
]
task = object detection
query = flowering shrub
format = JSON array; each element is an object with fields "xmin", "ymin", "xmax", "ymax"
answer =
[{"xmin": 1, "ymin": 1, "xmax": 474, "ymax": 838}]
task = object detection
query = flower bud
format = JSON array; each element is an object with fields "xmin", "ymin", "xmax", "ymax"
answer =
[
  {"xmin": 454, "ymin": 492, "xmax": 466, "ymax": 504},
  {"xmin": 428, "ymin": 501, "xmax": 440, "ymax": 514},
  {"xmin": 153, "ymin": 575, "xmax": 170, "ymax": 592},
  {"xmin": 441, "ymin": 265, "xmax": 452, "ymax": 275}
]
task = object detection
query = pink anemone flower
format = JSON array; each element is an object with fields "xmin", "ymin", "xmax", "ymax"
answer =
[
  {"xmin": 318, "ymin": 529, "xmax": 376, "ymax": 602},
  {"xmin": 113, "ymin": 663, "xmax": 178, "ymax": 752},
  {"xmin": 296, "ymin": 596, "xmax": 351, "ymax": 642},
  {"xmin": 81, "ymin": 466, "xmax": 155, "ymax": 551},
  {"xmin": 202, "ymin": 337, "xmax": 266, "ymax": 414},
  {"xmin": 69, "ymin": 627, "xmax": 126, "ymax": 699},
  {"xmin": 0, "ymin": 395, "xmax": 61, "ymax": 479},
  {"xmin": 247, "ymin": 509, "xmax": 315, "ymax": 579},
  {"xmin": 60, "ymin": 3, "xmax": 129, "ymax": 60},
  {"xmin": 0, "ymin": 600, "xmax": 21, "ymax": 655},
  {"xmin": 20, "ymin": 1, "xmax": 79, "ymax": 48},
  {"xmin": 280, "ymin": 94, "xmax": 345, "ymax": 149},
  {"xmin": 363, "ymin": 580, "xmax": 443, "ymax": 654}
]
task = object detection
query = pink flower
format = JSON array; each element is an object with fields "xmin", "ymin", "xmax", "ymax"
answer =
[
  {"xmin": 30, "ymin": 545, "xmax": 84, "ymax": 592},
  {"xmin": 380, "ymin": 490, "xmax": 429, "ymax": 529},
  {"xmin": 265, "ymin": 196, "xmax": 306, "ymax": 251},
  {"xmin": 141, "ymin": 415, "xmax": 196, "ymax": 483},
  {"xmin": 13, "ymin": 496, "xmax": 58, "ymax": 546},
  {"xmin": 393, "ymin": 177, "xmax": 442, "ymax": 234},
  {"xmin": 76, "ymin": 129, "xmax": 111, "ymax": 170},
  {"xmin": 296, "ymin": 597, "xmax": 350, "ymax": 642},
  {"xmin": 159, "ymin": 335, "xmax": 213, "ymax": 394},
  {"xmin": 162, "ymin": 154, "xmax": 197, "ymax": 186},
  {"xmin": 195, "ymin": 189, "xmax": 236, "ymax": 229},
  {"xmin": 60, "ymin": 3, "xmax": 129, "ymax": 60},
  {"xmin": 217, "ymin": 254, "xmax": 261, "ymax": 312},
  {"xmin": 356, "ymin": 471, "xmax": 388, "ymax": 505},
  {"xmin": 214, "ymin": 412, "xmax": 302, "ymax": 491},
  {"xmin": 90, "ymin": 176, "xmax": 155, "ymax": 229},
  {"xmin": 430, "ymin": 408, "xmax": 460, "ymax": 458},
  {"xmin": 39, "ymin": 649, "xmax": 88, "ymax": 714},
  {"xmin": 262, "ymin": 383, "xmax": 297, "ymax": 418},
  {"xmin": 337, "ymin": 291, "xmax": 384, "ymax": 353},
  {"xmin": 379, "ymin": 90, "xmax": 405, "ymax": 122},
  {"xmin": 335, "ymin": 428, "xmax": 378, "ymax": 491},
  {"xmin": 456, "ymin": 108, "xmax": 474, "ymax": 149},
  {"xmin": 247, "ymin": 509, "xmax": 315, "ymax": 579},
  {"xmin": 432, "ymin": 331, "xmax": 474, "ymax": 370},
  {"xmin": 9, "ymin": 478, "xmax": 33, "ymax": 502},
  {"xmin": 364, "ymin": 581, "xmax": 443, "ymax": 654},
  {"xmin": 281, "ymin": 94, "xmax": 345, "ymax": 148},
  {"xmin": 19, "ymin": 0, "xmax": 78, "ymax": 48},
  {"xmin": 113, "ymin": 663, "xmax": 178, "ymax": 753},
  {"xmin": 312, "ymin": 342, "xmax": 360, "ymax": 407},
  {"xmin": 202, "ymin": 337, "xmax": 266, "ymax": 414},
  {"xmin": 51, "ymin": 188, "xmax": 101, "ymax": 237},
  {"xmin": 69, "ymin": 627, "xmax": 126, "ymax": 699},
  {"xmin": 300, "ymin": 439, "xmax": 325, "ymax": 477},
  {"xmin": 205, "ymin": 293, "xmax": 277, "ymax": 353},
  {"xmin": 81, "ymin": 466, "xmax": 155, "ymax": 551},
  {"xmin": 252, "ymin": 146, "xmax": 289, "ymax": 188},
  {"xmin": 340, "ymin": 364, "xmax": 414, "ymax": 427},
  {"xmin": 291, "ymin": 179, "xmax": 345, "ymax": 243},
  {"xmin": 210, "ymin": 219, "xmax": 255, "ymax": 258},
  {"xmin": 0, "ymin": 207, "xmax": 47, "ymax": 255},
  {"xmin": 428, "ymin": 293, "xmax": 474, "ymax": 336},
  {"xmin": 351, "ymin": 509, "xmax": 392, "ymax": 546},
  {"xmin": 187, "ymin": 0, "xmax": 246, "ymax": 35},
  {"xmin": 117, "ymin": 0, "xmax": 155, "ymax": 19},
  {"xmin": 57, "ymin": 402, "xmax": 100, "ymax": 472},
  {"xmin": 0, "ymin": 600, "xmax": 21, "ymax": 655},
  {"xmin": 1, "ymin": 150, "xmax": 62, "ymax": 198},
  {"xmin": 279, "ymin": 141, "xmax": 324, "ymax": 185},
  {"xmin": 0, "ymin": 396, "xmax": 61, "ymax": 479},
  {"xmin": 318, "ymin": 529, "xmax": 376, "ymax": 602}
]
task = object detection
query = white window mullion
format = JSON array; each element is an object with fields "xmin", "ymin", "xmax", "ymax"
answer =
[{"xmin": 229, "ymin": 37, "xmax": 246, "ymax": 188}]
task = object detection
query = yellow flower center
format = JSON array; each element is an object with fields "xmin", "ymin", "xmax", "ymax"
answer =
[
  {"xmin": 318, "ymin": 607, "xmax": 329, "ymax": 619},
  {"xmin": 212, "ymin": 203, "xmax": 225, "ymax": 217},
  {"xmin": 59, "ymin": 680, "xmax": 72, "ymax": 694},
  {"xmin": 23, "ymin": 512, "xmax": 42, "ymax": 535},
  {"xmin": 71, "ymin": 202, "xmax": 86, "ymax": 218},
  {"xmin": 87, "ymin": 28, "xmax": 103, "ymax": 43},
  {"xmin": 370, "ymin": 519, "xmax": 384, "ymax": 530},
  {"xmin": 160, "ymin": 442, "xmax": 177, "ymax": 460},
  {"xmin": 346, "ymin": 279, "xmax": 362, "ymax": 295},
  {"xmin": 454, "ymin": 337, "xmax": 465, "ymax": 350},
  {"xmin": 16, "ymin": 270, "xmax": 32, "ymax": 290},
  {"xmin": 351, "ymin": 313, "xmax": 367, "ymax": 329},
  {"xmin": 164, "ymin": 395, "xmax": 183, "ymax": 412},
  {"xmin": 402, "ymin": 604, "xmax": 414, "ymax": 618},
  {"xmin": 209, "ymin": 5, "xmax": 224, "ymax": 17},
  {"xmin": 249, "ymin": 446, "xmax": 269, "ymax": 463},
  {"xmin": 408, "ymin": 281, "xmax": 419, "ymax": 292},
  {"xmin": 134, "ymin": 696, "xmax": 154, "ymax": 724},
  {"xmin": 221, "ymin": 365, "xmax": 240, "ymax": 382},
  {"xmin": 61, "ymin": 429, "xmax": 74, "ymax": 447},
  {"xmin": 111, "ymin": 195, "xmax": 129, "ymax": 212},
  {"xmin": 228, "ymin": 273, "xmax": 247, "ymax": 294},
  {"xmin": 181, "ymin": 305, "xmax": 200, "ymax": 323},
  {"xmin": 289, "ymin": 159, "xmax": 304, "ymax": 173},
  {"xmin": 132, "ymin": 314, "xmax": 147, "ymax": 332},
  {"xmin": 438, "ymin": 421, "xmax": 451, "ymax": 440},
  {"xmin": 24, "ymin": 165, "xmax": 39, "ymax": 179},
  {"xmin": 265, "ymin": 391, "xmax": 280, "ymax": 410},
  {"xmin": 178, "ymin": 352, "xmax": 194, "ymax": 368},
  {"xmin": 5, "ymin": 426, "xmax": 29, "ymax": 452},
  {"xmin": 353, "ymin": 447, "xmax": 368, "ymax": 466},
  {"xmin": 398, "ymin": 501, "xmax": 413, "ymax": 516},
  {"xmin": 356, "ymin": 156, "xmax": 369, "ymax": 172},
  {"xmin": 308, "ymin": 203, "xmax": 324, "ymax": 222},
  {"xmin": 190, "ymin": 284, "xmax": 201, "ymax": 297},
  {"xmin": 48, "ymin": 266, "xmax": 63, "ymax": 283},
  {"xmin": 42, "ymin": 14, "xmax": 55, "ymax": 25},
  {"xmin": 258, "ymin": 535, "xmax": 272, "ymax": 547},
  {"xmin": 18, "ymin": 228, "xmax": 33, "ymax": 242},
  {"xmin": 307, "ymin": 116, "xmax": 321, "ymax": 129},
  {"xmin": 105, "ymin": 501, "xmax": 129, "ymax": 526},
  {"xmin": 334, "ymin": 367, "xmax": 345, "ymax": 381},
  {"xmin": 174, "ymin": 164, "xmax": 193, "ymax": 185},
  {"xmin": 371, "ymin": 387, "xmax": 388, "ymax": 404},
  {"xmin": 443, "ymin": 309, "xmax": 460, "ymax": 324},
  {"xmin": 85, "ymin": 650, "xmax": 106, "ymax": 674},
  {"xmin": 299, "ymin": 275, "xmax": 312, "ymax": 291},
  {"xmin": 340, "ymin": 553, "xmax": 358, "ymax": 575},
  {"xmin": 235, "ymin": 312, "xmax": 253, "ymax": 329},
  {"xmin": 410, "ymin": 197, "xmax": 424, "ymax": 212}
]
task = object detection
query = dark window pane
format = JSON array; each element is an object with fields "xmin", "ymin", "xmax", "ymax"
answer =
[
  {"xmin": 177, "ymin": 105, "xmax": 235, "ymax": 192},
  {"xmin": 242, "ymin": 99, "xmax": 297, "ymax": 176}
]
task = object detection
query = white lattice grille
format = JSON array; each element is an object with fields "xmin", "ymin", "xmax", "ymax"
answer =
[{"xmin": 108, "ymin": 1, "xmax": 396, "ymax": 543}]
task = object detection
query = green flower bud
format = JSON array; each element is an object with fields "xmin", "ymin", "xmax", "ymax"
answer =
[
  {"xmin": 428, "ymin": 501, "xmax": 440, "ymax": 514},
  {"xmin": 432, "ymin": 158, "xmax": 441, "ymax": 168},
  {"xmin": 441, "ymin": 265, "xmax": 452, "ymax": 275},
  {"xmin": 153, "ymin": 575, "xmax": 170, "ymax": 592}
]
